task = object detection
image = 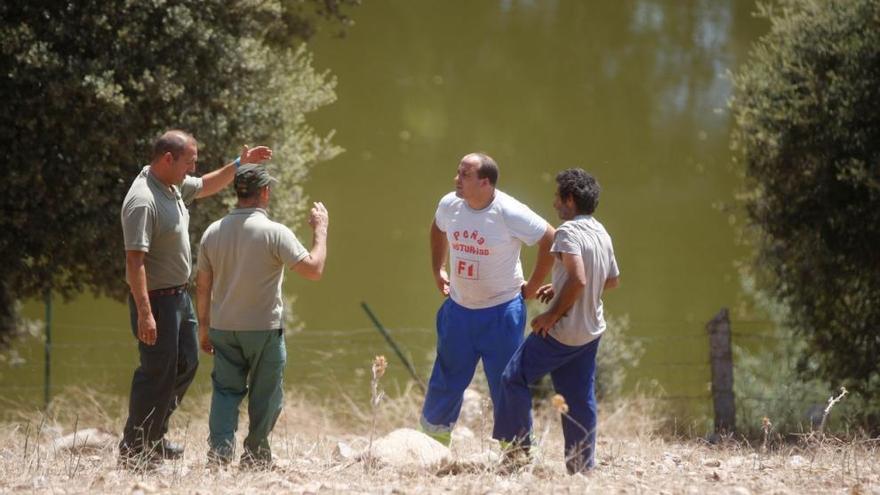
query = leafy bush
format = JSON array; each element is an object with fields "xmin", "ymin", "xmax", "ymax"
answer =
[
  {"xmin": 0, "ymin": 1, "xmax": 348, "ymax": 339},
  {"xmin": 730, "ymin": 0, "xmax": 880, "ymax": 419}
]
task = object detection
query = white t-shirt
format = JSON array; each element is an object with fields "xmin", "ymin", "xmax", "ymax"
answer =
[
  {"xmin": 548, "ymin": 215, "xmax": 620, "ymax": 346},
  {"xmin": 435, "ymin": 190, "xmax": 547, "ymax": 309}
]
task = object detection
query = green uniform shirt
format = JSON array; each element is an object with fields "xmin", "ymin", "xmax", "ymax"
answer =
[
  {"xmin": 121, "ymin": 166, "xmax": 203, "ymax": 291},
  {"xmin": 198, "ymin": 208, "xmax": 308, "ymax": 331}
]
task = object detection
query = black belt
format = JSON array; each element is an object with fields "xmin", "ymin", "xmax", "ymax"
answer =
[{"xmin": 148, "ymin": 284, "xmax": 188, "ymax": 297}]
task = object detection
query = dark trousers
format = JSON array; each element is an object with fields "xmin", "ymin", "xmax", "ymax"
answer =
[
  {"xmin": 493, "ymin": 334, "xmax": 600, "ymax": 474},
  {"xmin": 121, "ymin": 292, "xmax": 199, "ymax": 451}
]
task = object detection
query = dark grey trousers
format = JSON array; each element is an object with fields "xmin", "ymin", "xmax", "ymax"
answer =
[{"xmin": 121, "ymin": 291, "xmax": 199, "ymax": 451}]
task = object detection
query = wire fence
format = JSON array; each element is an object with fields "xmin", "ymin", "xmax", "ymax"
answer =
[{"xmin": 0, "ymin": 314, "xmax": 805, "ymax": 416}]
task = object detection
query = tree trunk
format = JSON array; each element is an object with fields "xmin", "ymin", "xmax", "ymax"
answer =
[{"xmin": 0, "ymin": 280, "xmax": 19, "ymax": 346}]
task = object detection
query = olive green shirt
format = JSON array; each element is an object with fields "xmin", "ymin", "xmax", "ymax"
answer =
[
  {"xmin": 121, "ymin": 166, "xmax": 203, "ymax": 291},
  {"xmin": 198, "ymin": 208, "xmax": 308, "ymax": 331}
]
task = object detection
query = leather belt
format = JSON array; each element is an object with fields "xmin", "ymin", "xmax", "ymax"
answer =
[{"xmin": 148, "ymin": 284, "xmax": 188, "ymax": 297}]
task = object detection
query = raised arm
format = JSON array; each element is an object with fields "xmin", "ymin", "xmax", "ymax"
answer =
[
  {"xmin": 196, "ymin": 145, "xmax": 273, "ymax": 199},
  {"xmin": 531, "ymin": 252, "xmax": 586, "ymax": 336},
  {"xmin": 292, "ymin": 202, "xmax": 329, "ymax": 281},
  {"xmin": 522, "ymin": 224, "xmax": 556, "ymax": 299},
  {"xmin": 126, "ymin": 251, "xmax": 156, "ymax": 346},
  {"xmin": 430, "ymin": 220, "xmax": 449, "ymax": 296}
]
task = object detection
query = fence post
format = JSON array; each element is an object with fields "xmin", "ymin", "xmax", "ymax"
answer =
[
  {"xmin": 707, "ymin": 307, "xmax": 735, "ymax": 435},
  {"xmin": 44, "ymin": 291, "xmax": 53, "ymax": 410}
]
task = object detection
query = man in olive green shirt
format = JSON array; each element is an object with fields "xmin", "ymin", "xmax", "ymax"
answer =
[
  {"xmin": 196, "ymin": 164, "xmax": 329, "ymax": 467},
  {"xmin": 119, "ymin": 130, "xmax": 272, "ymax": 469}
]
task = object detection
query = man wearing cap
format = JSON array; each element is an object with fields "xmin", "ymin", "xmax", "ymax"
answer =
[
  {"xmin": 422, "ymin": 152, "xmax": 556, "ymax": 445},
  {"xmin": 119, "ymin": 130, "xmax": 272, "ymax": 468},
  {"xmin": 196, "ymin": 164, "xmax": 328, "ymax": 467}
]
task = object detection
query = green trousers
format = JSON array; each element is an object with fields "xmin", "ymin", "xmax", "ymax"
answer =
[{"xmin": 208, "ymin": 328, "xmax": 286, "ymax": 463}]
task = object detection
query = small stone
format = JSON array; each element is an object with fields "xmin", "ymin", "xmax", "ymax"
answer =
[
  {"xmin": 333, "ymin": 441, "xmax": 357, "ymax": 461},
  {"xmin": 703, "ymin": 459, "xmax": 721, "ymax": 467},
  {"xmin": 452, "ymin": 425, "xmax": 475, "ymax": 440},
  {"xmin": 370, "ymin": 428, "xmax": 450, "ymax": 468},
  {"xmin": 130, "ymin": 481, "xmax": 156, "ymax": 493}
]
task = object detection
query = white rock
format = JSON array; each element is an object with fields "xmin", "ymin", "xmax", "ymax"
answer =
[
  {"xmin": 369, "ymin": 428, "xmax": 450, "ymax": 468},
  {"xmin": 789, "ymin": 455, "xmax": 808, "ymax": 467},
  {"xmin": 452, "ymin": 425, "xmax": 475, "ymax": 440},
  {"xmin": 52, "ymin": 428, "xmax": 116, "ymax": 452},
  {"xmin": 462, "ymin": 450, "xmax": 500, "ymax": 465},
  {"xmin": 519, "ymin": 472, "xmax": 536, "ymax": 484},
  {"xmin": 459, "ymin": 388, "xmax": 485, "ymax": 425},
  {"xmin": 332, "ymin": 441, "xmax": 357, "ymax": 461},
  {"xmin": 731, "ymin": 487, "xmax": 751, "ymax": 495}
]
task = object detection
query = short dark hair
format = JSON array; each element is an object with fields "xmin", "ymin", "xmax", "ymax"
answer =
[
  {"xmin": 151, "ymin": 130, "xmax": 193, "ymax": 161},
  {"xmin": 556, "ymin": 168, "xmax": 600, "ymax": 215},
  {"xmin": 472, "ymin": 153, "xmax": 499, "ymax": 186}
]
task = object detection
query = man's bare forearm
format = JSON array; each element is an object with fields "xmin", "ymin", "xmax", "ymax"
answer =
[
  {"xmin": 195, "ymin": 269, "xmax": 212, "ymax": 327},
  {"xmin": 126, "ymin": 253, "xmax": 151, "ymax": 317},
  {"xmin": 430, "ymin": 220, "xmax": 448, "ymax": 274},
  {"xmin": 197, "ymin": 162, "xmax": 236, "ymax": 198},
  {"xmin": 526, "ymin": 225, "xmax": 556, "ymax": 286},
  {"xmin": 308, "ymin": 226, "xmax": 328, "ymax": 272},
  {"xmin": 293, "ymin": 227, "xmax": 327, "ymax": 280},
  {"xmin": 547, "ymin": 276, "xmax": 585, "ymax": 319}
]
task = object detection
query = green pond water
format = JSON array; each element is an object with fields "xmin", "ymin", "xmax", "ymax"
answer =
[{"xmin": 3, "ymin": 1, "xmax": 769, "ymax": 418}]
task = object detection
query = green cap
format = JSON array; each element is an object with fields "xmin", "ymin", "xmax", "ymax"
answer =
[{"xmin": 234, "ymin": 164, "xmax": 278, "ymax": 196}]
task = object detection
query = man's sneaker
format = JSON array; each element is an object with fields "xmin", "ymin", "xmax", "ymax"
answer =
[
  {"xmin": 118, "ymin": 443, "xmax": 162, "ymax": 472},
  {"xmin": 239, "ymin": 452, "xmax": 274, "ymax": 471},
  {"xmin": 206, "ymin": 450, "xmax": 232, "ymax": 470},
  {"xmin": 159, "ymin": 439, "xmax": 184, "ymax": 460}
]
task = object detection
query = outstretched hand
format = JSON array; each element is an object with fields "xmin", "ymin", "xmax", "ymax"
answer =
[
  {"xmin": 536, "ymin": 284, "xmax": 554, "ymax": 303},
  {"xmin": 241, "ymin": 145, "xmax": 273, "ymax": 164},
  {"xmin": 308, "ymin": 202, "xmax": 329, "ymax": 231}
]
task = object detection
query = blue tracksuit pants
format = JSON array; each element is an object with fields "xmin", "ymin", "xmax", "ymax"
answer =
[
  {"xmin": 421, "ymin": 296, "xmax": 526, "ymax": 439},
  {"xmin": 493, "ymin": 333, "xmax": 601, "ymax": 474}
]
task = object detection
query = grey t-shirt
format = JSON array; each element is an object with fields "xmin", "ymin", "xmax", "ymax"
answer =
[
  {"xmin": 198, "ymin": 208, "xmax": 308, "ymax": 331},
  {"xmin": 548, "ymin": 215, "xmax": 620, "ymax": 346},
  {"xmin": 121, "ymin": 166, "xmax": 203, "ymax": 291}
]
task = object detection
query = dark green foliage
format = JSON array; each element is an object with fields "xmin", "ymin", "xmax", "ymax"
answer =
[
  {"xmin": 0, "ymin": 1, "xmax": 349, "ymax": 338},
  {"xmin": 731, "ymin": 0, "xmax": 880, "ymax": 401}
]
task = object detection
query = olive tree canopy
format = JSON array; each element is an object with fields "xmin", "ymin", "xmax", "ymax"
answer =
[{"xmin": 0, "ymin": 1, "xmax": 353, "ymax": 340}]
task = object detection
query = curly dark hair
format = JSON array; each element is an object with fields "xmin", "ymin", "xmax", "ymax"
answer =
[{"xmin": 556, "ymin": 168, "xmax": 600, "ymax": 215}]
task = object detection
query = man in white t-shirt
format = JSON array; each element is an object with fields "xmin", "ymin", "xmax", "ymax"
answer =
[
  {"xmin": 421, "ymin": 152, "xmax": 555, "ymax": 444},
  {"xmin": 493, "ymin": 168, "xmax": 620, "ymax": 474}
]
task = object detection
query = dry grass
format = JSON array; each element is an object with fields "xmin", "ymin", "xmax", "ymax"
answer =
[{"xmin": 0, "ymin": 386, "xmax": 878, "ymax": 494}]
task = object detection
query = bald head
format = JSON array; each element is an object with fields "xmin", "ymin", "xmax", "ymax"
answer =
[
  {"xmin": 462, "ymin": 152, "xmax": 499, "ymax": 186},
  {"xmin": 151, "ymin": 130, "xmax": 195, "ymax": 162}
]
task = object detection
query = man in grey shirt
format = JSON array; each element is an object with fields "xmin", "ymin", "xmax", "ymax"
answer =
[
  {"xmin": 119, "ymin": 130, "xmax": 272, "ymax": 468},
  {"xmin": 196, "ymin": 165, "xmax": 328, "ymax": 467},
  {"xmin": 493, "ymin": 168, "xmax": 620, "ymax": 474}
]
